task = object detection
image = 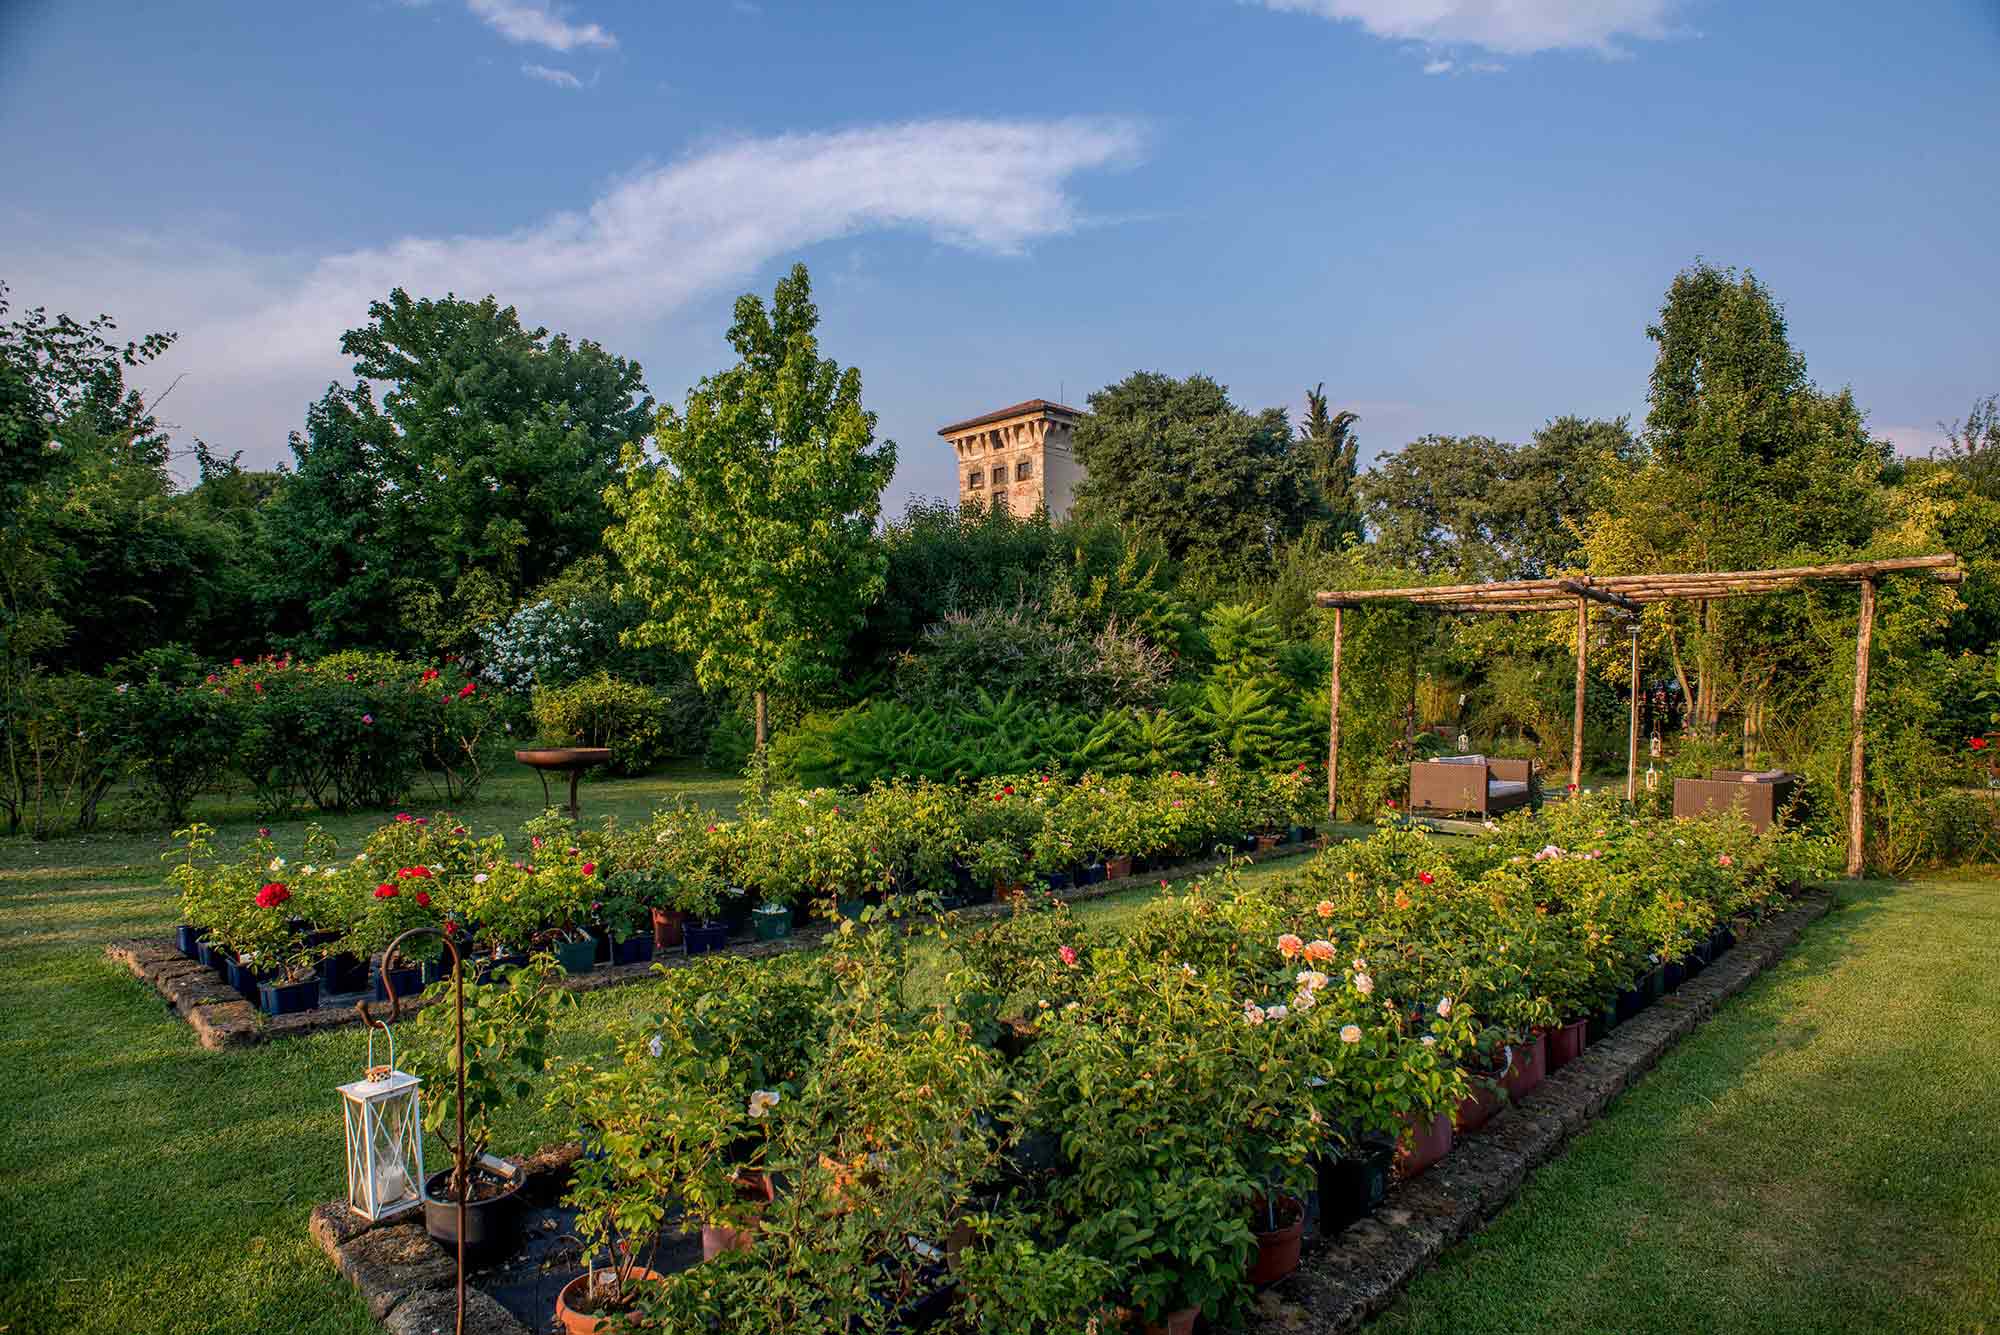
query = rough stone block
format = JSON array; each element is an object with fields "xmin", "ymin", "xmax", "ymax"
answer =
[
  {"xmin": 333, "ymin": 1218, "xmax": 456, "ymax": 1319},
  {"xmin": 384, "ymin": 1286, "xmax": 529, "ymax": 1335}
]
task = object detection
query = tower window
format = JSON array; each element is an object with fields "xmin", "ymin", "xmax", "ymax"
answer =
[
  {"xmin": 1015, "ymin": 459, "xmax": 1033, "ymax": 481},
  {"xmin": 966, "ymin": 469, "xmax": 984, "ymax": 488}
]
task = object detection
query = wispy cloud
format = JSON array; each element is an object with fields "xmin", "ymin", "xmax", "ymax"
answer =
[
  {"xmin": 4, "ymin": 118, "xmax": 1145, "ymax": 464},
  {"xmin": 1878, "ymin": 424, "xmax": 1948, "ymax": 458},
  {"xmin": 466, "ymin": 0, "xmax": 615, "ymax": 52},
  {"xmin": 1255, "ymin": 0, "xmax": 1681, "ymax": 57},
  {"xmin": 521, "ymin": 62, "xmax": 583, "ymax": 87}
]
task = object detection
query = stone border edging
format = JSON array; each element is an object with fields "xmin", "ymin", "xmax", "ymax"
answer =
[
  {"xmin": 106, "ymin": 839, "xmax": 1321, "ymax": 1050},
  {"xmin": 1250, "ymin": 889, "xmax": 1835, "ymax": 1334}
]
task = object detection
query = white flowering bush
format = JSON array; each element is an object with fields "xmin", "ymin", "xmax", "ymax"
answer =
[{"xmin": 476, "ymin": 597, "xmax": 612, "ymax": 693}]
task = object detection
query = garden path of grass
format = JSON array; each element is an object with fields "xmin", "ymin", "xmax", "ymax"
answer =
[{"xmin": 2, "ymin": 772, "xmax": 1994, "ymax": 1335}]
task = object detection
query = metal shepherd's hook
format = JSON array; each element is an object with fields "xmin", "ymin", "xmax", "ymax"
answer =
[{"xmin": 357, "ymin": 927, "xmax": 465, "ymax": 1335}]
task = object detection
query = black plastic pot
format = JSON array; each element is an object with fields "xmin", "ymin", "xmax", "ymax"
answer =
[
  {"xmin": 175, "ymin": 924, "xmax": 207, "ymax": 959},
  {"xmin": 198, "ymin": 940, "xmax": 230, "ymax": 974},
  {"xmin": 374, "ymin": 964, "xmax": 423, "ymax": 1002},
  {"xmin": 258, "ymin": 977, "xmax": 319, "ymax": 1016},
  {"xmin": 1615, "ymin": 983, "xmax": 1648, "ymax": 1022},
  {"xmin": 1079, "ymin": 862, "xmax": 1107, "ymax": 886},
  {"xmin": 1714, "ymin": 925, "xmax": 1737, "ymax": 955},
  {"xmin": 1235, "ymin": 834, "xmax": 1260, "ymax": 854},
  {"xmin": 317, "ymin": 951, "xmax": 366, "ymax": 997},
  {"xmin": 421, "ymin": 1167, "xmax": 523, "ymax": 1257},
  {"xmin": 1664, "ymin": 959, "xmax": 1687, "ymax": 992},
  {"xmin": 1286, "ymin": 824, "xmax": 1312, "ymax": 845},
  {"xmin": 586, "ymin": 924, "xmax": 613, "ymax": 965},
  {"xmin": 1044, "ymin": 869, "xmax": 1073, "ymax": 891},
  {"xmin": 613, "ymin": 933, "xmax": 655, "ymax": 966},
  {"xmin": 685, "ymin": 920, "xmax": 731, "ymax": 956},
  {"xmin": 225, "ymin": 957, "xmax": 264, "ymax": 999},
  {"xmin": 1314, "ymin": 1140, "xmax": 1392, "ymax": 1233},
  {"xmin": 720, "ymin": 887, "xmax": 752, "ymax": 931}
]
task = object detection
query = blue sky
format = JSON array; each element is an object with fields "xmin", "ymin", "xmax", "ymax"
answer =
[{"xmin": 4, "ymin": 0, "xmax": 1996, "ymax": 509}]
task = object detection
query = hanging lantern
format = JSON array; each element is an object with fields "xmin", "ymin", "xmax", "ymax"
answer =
[
  {"xmin": 339, "ymin": 1024, "xmax": 425, "ymax": 1221},
  {"xmin": 1645, "ymin": 764, "xmax": 1660, "ymax": 793},
  {"xmin": 1649, "ymin": 734, "xmax": 1663, "ymax": 759},
  {"xmin": 1456, "ymin": 732, "xmax": 1470, "ymax": 754}
]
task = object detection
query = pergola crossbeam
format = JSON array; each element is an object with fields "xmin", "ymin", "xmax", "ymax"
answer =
[{"xmin": 1316, "ymin": 554, "xmax": 1963, "ymax": 878}]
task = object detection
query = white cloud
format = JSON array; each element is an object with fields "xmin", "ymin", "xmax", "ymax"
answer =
[
  {"xmin": 521, "ymin": 62, "xmax": 583, "ymax": 87},
  {"xmin": 1256, "ymin": 0, "xmax": 1681, "ymax": 56},
  {"xmin": 1422, "ymin": 58, "xmax": 1453, "ymax": 74},
  {"xmin": 3, "ymin": 117, "xmax": 1144, "ymax": 466},
  {"xmin": 467, "ymin": 0, "xmax": 615, "ymax": 52}
]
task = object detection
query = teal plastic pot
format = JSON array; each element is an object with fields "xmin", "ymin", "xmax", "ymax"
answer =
[
  {"xmin": 554, "ymin": 937, "xmax": 597, "ymax": 976},
  {"xmin": 752, "ymin": 905, "xmax": 794, "ymax": 941}
]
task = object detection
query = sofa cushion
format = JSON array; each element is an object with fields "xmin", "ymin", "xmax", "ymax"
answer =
[
  {"xmin": 1434, "ymin": 754, "xmax": 1486, "ymax": 766},
  {"xmin": 1487, "ymin": 779, "xmax": 1529, "ymax": 799}
]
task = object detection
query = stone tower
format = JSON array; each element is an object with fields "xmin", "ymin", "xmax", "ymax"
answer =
[{"xmin": 937, "ymin": 399, "xmax": 1085, "ymax": 520}]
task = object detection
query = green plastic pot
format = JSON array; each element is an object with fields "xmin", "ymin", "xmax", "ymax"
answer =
[
  {"xmin": 752, "ymin": 905, "xmax": 794, "ymax": 941},
  {"xmin": 554, "ymin": 937, "xmax": 597, "ymax": 976}
]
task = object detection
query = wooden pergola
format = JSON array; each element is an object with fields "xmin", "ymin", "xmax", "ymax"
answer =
[{"xmin": 1316, "ymin": 554, "xmax": 1965, "ymax": 876}]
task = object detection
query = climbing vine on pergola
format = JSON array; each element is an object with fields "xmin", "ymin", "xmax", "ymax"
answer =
[{"xmin": 1317, "ymin": 554, "xmax": 1964, "ymax": 876}]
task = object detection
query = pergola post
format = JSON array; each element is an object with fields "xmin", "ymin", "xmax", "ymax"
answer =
[
  {"xmin": 1626, "ymin": 623, "xmax": 1640, "ymax": 805},
  {"xmin": 1571, "ymin": 595, "xmax": 1588, "ymax": 794},
  {"xmin": 1848, "ymin": 577, "xmax": 1875, "ymax": 876},
  {"xmin": 1326, "ymin": 605, "xmax": 1344, "ymax": 821}
]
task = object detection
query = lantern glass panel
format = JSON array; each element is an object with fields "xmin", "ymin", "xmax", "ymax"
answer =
[{"xmin": 339, "ymin": 1070, "xmax": 424, "ymax": 1221}]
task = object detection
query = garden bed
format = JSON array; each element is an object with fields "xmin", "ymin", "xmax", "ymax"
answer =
[
  {"xmin": 107, "ymin": 837, "xmax": 1322, "ymax": 1050},
  {"xmin": 306, "ymin": 889, "xmax": 1830, "ymax": 1335},
  {"xmin": 1248, "ymin": 888, "xmax": 1833, "ymax": 1334}
]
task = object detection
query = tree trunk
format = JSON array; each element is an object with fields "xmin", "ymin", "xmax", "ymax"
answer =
[{"xmin": 753, "ymin": 690, "xmax": 768, "ymax": 752}]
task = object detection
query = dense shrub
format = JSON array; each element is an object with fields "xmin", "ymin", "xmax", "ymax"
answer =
[
  {"xmin": 532, "ymin": 672, "xmax": 670, "ymax": 776},
  {"xmin": 889, "ymin": 606, "xmax": 1173, "ymax": 713},
  {"xmin": 115, "ymin": 647, "xmax": 243, "ymax": 823}
]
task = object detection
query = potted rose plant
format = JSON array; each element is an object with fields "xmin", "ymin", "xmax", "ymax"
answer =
[{"xmin": 404, "ymin": 951, "xmax": 567, "ymax": 1257}]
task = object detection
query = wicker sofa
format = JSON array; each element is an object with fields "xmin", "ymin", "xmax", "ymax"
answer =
[
  {"xmin": 1671, "ymin": 769, "xmax": 1800, "ymax": 833},
  {"xmin": 1408, "ymin": 755, "xmax": 1535, "ymax": 819}
]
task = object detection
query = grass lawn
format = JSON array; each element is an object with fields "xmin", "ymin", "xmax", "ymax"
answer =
[
  {"xmin": 1, "ymin": 771, "xmax": 1993, "ymax": 1335},
  {"xmin": 1372, "ymin": 874, "xmax": 2000, "ymax": 1335}
]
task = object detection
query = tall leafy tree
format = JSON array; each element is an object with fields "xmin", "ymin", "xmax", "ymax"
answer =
[
  {"xmin": 327, "ymin": 290, "xmax": 653, "ymax": 652},
  {"xmin": 605, "ymin": 264, "xmax": 897, "ymax": 754},
  {"xmin": 1297, "ymin": 384, "xmax": 1363, "ymax": 548},
  {"xmin": 1071, "ymin": 372, "xmax": 1309, "ymax": 579}
]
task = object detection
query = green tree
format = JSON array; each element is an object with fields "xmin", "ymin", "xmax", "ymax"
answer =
[
  {"xmin": 1071, "ymin": 372, "xmax": 1309, "ymax": 579},
  {"xmin": 1297, "ymin": 384, "xmax": 1363, "ymax": 548},
  {"xmin": 316, "ymin": 290, "xmax": 653, "ymax": 654},
  {"xmin": 605, "ymin": 264, "xmax": 897, "ymax": 756}
]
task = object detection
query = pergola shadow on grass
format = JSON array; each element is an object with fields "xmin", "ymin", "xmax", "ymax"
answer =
[{"xmin": 1317, "ymin": 555, "xmax": 1965, "ymax": 875}]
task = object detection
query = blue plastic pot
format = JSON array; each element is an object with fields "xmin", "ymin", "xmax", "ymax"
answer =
[
  {"xmin": 175, "ymin": 924, "xmax": 207, "ymax": 959},
  {"xmin": 258, "ymin": 977, "xmax": 319, "ymax": 1016},
  {"xmin": 685, "ymin": 920, "xmax": 731, "ymax": 956}
]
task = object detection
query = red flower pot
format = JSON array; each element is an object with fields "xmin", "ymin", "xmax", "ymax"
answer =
[
  {"xmin": 554, "ymin": 1266, "xmax": 663, "ymax": 1335},
  {"xmin": 1453, "ymin": 1080, "xmax": 1501, "ymax": 1133},
  {"xmin": 1246, "ymin": 1195, "xmax": 1304, "ymax": 1284},
  {"xmin": 1546, "ymin": 1019, "xmax": 1587, "ymax": 1073},
  {"xmin": 1396, "ymin": 1110, "xmax": 1452, "ymax": 1178},
  {"xmin": 1145, "ymin": 1309, "xmax": 1199, "ymax": 1335},
  {"xmin": 1104, "ymin": 855, "xmax": 1134, "ymax": 880},
  {"xmin": 1255, "ymin": 833, "xmax": 1281, "ymax": 852},
  {"xmin": 1500, "ymin": 1033, "xmax": 1547, "ymax": 1102}
]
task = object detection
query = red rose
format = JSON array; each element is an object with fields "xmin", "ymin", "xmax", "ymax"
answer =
[
  {"xmin": 581, "ymin": 862, "xmax": 596, "ymax": 876},
  {"xmin": 256, "ymin": 882, "xmax": 290, "ymax": 908},
  {"xmin": 421, "ymin": 668, "xmax": 439, "ymax": 682},
  {"xmin": 395, "ymin": 812, "xmax": 412, "ymax": 823},
  {"xmin": 396, "ymin": 865, "xmax": 431, "ymax": 879},
  {"xmin": 1972, "ymin": 737, "xmax": 1989, "ymax": 751},
  {"xmin": 1002, "ymin": 785, "xmax": 1015, "ymax": 795},
  {"xmin": 252, "ymin": 681, "xmax": 264, "ymax": 694},
  {"xmin": 415, "ymin": 891, "xmax": 431, "ymax": 908},
  {"xmin": 231, "ymin": 657, "xmax": 243, "ymax": 667},
  {"xmin": 1418, "ymin": 871, "xmax": 1434, "ymax": 885},
  {"xmin": 375, "ymin": 883, "xmax": 398, "ymax": 899}
]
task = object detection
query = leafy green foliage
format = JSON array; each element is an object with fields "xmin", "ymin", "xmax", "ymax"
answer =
[
  {"xmin": 606, "ymin": 265, "xmax": 896, "ymax": 748},
  {"xmin": 532, "ymin": 672, "xmax": 671, "ymax": 777}
]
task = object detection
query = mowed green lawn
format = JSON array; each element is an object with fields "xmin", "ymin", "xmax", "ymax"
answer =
[
  {"xmin": 0, "ymin": 770, "xmax": 1994, "ymax": 1335},
  {"xmin": 1374, "ymin": 874, "xmax": 2000, "ymax": 1335}
]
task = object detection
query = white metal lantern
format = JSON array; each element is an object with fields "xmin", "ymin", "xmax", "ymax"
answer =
[
  {"xmin": 1645, "ymin": 764, "xmax": 1660, "ymax": 793},
  {"xmin": 1456, "ymin": 732, "xmax": 1470, "ymax": 754},
  {"xmin": 339, "ymin": 1026, "xmax": 425, "ymax": 1221}
]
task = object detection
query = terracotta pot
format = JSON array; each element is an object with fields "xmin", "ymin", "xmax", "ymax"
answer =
[
  {"xmin": 1546, "ymin": 1018, "xmax": 1588, "ymax": 1073},
  {"xmin": 1246, "ymin": 1195, "xmax": 1304, "ymax": 1284},
  {"xmin": 650, "ymin": 906, "xmax": 686, "ymax": 949},
  {"xmin": 701, "ymin": 1170, "xmax": 774, "ymax": 1260},
  {"xmin": 1255, "ymin": 833, "xmax": 1281, "ymax": 852},
  {"xmin": 1501, "ymin": 1033, "xmax": 1547, "ymax": 1102},
  {"xmin": 1144, "ymin": 1308, "xmax": 1199, "ymax": 1335},
  {"xmin": 1104, "ymin": 855, "xmax": 1134, "ymax": 880},
  {"xmin": 1396, "ymin": 1110, "xmax": 1452, "ymax": 1178},
  {"xmin": 554, "ymin": 1266, "xmax": 663, "ymax": 1335}
]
